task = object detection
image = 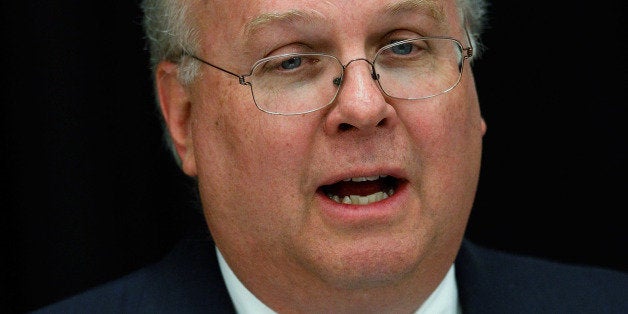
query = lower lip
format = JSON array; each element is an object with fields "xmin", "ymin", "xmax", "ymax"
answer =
[{"xmin": 316, "ymin": 182, "xmax": 408, "ymax": 227}]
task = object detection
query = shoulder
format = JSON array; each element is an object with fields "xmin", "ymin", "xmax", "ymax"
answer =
[
  {"xmin": 456, "ymin": 239, "xmax": 628, "ymax": 314},
  {"xmin": 31, "ymin": 238, "xmax": 235, "ymax": 314}
]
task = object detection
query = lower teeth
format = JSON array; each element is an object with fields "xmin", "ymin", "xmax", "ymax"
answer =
[{"xmin": 327, "ymin": 189, "xmax": 394, "ymax": 205}]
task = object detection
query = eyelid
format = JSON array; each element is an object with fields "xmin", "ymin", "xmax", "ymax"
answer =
[
  {"xmin": 382, "ymin": 29, "xmax": 426, "ymax": 43},
  {"xmin": 263, "ymin": 43, "xmax": 316, "ymax": 59}
]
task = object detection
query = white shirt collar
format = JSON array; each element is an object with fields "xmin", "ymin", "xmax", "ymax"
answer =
[{"xmin": 216, "ymin": 247, "xmax": 462, "ymax": 314}]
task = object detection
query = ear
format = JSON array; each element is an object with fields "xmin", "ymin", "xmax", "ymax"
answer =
[
  {"xmin": 156, "ymin": 61, "xmax": 197, "ymax": 176},
  {"xmin": 480, "ymin": 117, "xmax": 487, "ymax": 136}
]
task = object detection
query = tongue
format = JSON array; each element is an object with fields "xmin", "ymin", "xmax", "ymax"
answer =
[{"xmin": 326, "ymin": 180, "xmax": 384, "ymax": 197}]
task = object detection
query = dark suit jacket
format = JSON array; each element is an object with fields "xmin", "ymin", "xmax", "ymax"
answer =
[{"xmin": 32, "ymin": 235, "xmax": 628, "ymax": 314}]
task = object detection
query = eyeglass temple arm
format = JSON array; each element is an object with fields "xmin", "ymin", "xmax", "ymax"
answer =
[
  {"xmin": 462, "ymin": 24, "xmax": 474, "ymax": 59},
  {"xmin": 185, "ymin": 54, "xmax": 249, "ymax": 85}
]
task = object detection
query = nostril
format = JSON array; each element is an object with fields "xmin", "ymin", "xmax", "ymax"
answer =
[
  {"xmin": 337, "ymin": 119, "xmax": 386, "ymax": 132},
  {"xmin": 338, "ymin": 123, "xmax": 353, "ymax": 131}
]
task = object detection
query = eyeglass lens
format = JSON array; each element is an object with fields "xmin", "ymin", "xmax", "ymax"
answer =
[{"xmin": 247, "ymin": 38, "xmax": 464, "ymax": 115}]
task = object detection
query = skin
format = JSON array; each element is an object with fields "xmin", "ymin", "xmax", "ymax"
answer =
[{"xmin": 157, "ymin": 0, "xmax": 486, "ymax": 312}]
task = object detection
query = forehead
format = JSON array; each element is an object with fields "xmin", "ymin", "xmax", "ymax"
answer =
[
  {"xmin": 244, "ymin": 0, "xmax": 447, "ymax": 33},
  {"xmin": 197, "ymin": 0, "xmax": 459, "ymax": 40}
]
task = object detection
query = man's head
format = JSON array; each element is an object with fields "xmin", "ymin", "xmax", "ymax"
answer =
[{"xmin": 143, "ymin": 0, "xmax": 488, "ymax": 312}]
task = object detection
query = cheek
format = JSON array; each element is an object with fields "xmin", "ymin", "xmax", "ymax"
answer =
[
  {"xmin": 398, "ymin": 79, "xmax": 483, "ymax": 217},
  {"xmin": 189, "ymin": 87, "xmax": 319, "ymax": 240},
  {"xmin": 401, "ymin": 91, "xmax": 482, "ymax": 162}
]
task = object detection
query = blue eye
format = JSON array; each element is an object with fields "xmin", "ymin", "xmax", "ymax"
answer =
[
  {"xmin": 391, "ymin": 42, "xmax": 413, "ymax": 55},
  {"xmin": 281, "ymin": 57, "xmax": 302, "ymax": 69}
]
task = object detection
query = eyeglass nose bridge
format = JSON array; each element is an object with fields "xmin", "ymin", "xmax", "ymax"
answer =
[{"xmin": 333, "ymin": 58, "xmax": 379, "ymax": 86}]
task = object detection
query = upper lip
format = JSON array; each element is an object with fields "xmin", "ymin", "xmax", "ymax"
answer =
[{"xmin": 317, "ymin": 167, "xmax": 407, "ymax": 187}]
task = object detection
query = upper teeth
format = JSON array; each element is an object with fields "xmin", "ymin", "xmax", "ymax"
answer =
[{"xmin": 343, "ymin": 175, "xmax": 388, "ymax": 182}]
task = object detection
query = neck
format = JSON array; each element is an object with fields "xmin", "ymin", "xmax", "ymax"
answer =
[{"xmin": 218, "ymin": 247, "xmax": 455, "ymax": 313}]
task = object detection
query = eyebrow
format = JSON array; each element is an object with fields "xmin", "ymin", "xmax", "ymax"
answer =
[
  {"xmin": 243, "ymin": 0, "xmax": 446, "ymax": 37},
  {"xmin": 244, "ymin": 9, "xmax": 326, "ymax": 38},
  {"xmin": 385, "ymin": 0, "xmax": 445, "ymax": 24}
]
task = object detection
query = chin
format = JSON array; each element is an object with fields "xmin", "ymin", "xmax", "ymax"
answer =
[{"xmin": 298, "ymin": 234, "xmax": 426, "ymax": 290}]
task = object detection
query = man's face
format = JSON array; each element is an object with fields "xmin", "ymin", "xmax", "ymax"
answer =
[{"xmin": 163, "ymin": 0, "xmax": 485, "ymax": 296}]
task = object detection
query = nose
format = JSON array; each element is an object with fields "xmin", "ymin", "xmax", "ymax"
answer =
[{"xmin": 324, "ymin": 58, "xmax": 396, "ymax": 135}]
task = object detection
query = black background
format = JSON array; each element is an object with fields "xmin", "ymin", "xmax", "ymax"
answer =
[{"xmin": 3, "ymin": 1, "xmax": 626, "ymax": 313}]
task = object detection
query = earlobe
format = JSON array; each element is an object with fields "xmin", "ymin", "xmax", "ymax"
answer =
[{"xmin": 156, "ymin": 61, "xmax": 197, "ymax": 176}]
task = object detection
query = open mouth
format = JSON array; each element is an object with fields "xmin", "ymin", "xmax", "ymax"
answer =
[{"xmin": 319, "ymin": 175, "xmax": 401, "ymax": 205}]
